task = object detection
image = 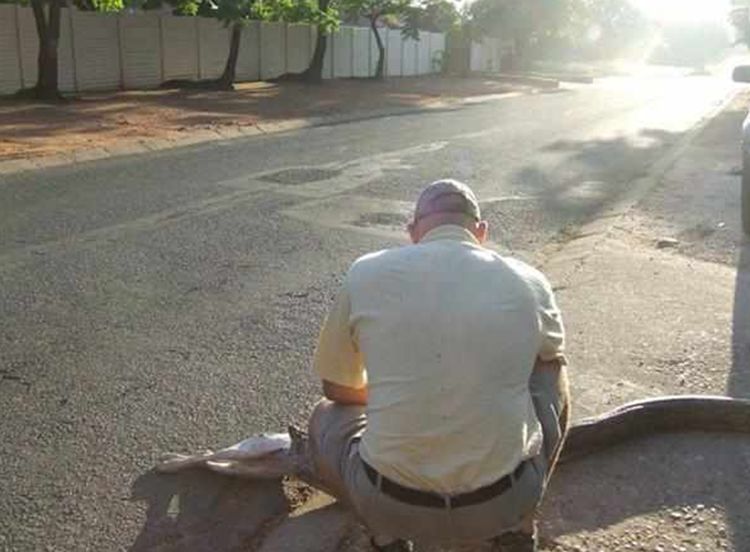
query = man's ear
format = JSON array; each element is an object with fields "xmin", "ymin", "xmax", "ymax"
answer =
[
  {"xmin": 407, "ymin": 221, "xmax": 419, "ymax": 244},
  {"xmin": 474, "ymin": 220, "xmax": 489, "ymax": 243}
]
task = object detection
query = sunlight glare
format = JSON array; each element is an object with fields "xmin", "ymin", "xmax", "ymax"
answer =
[{"xmin": 630, "ymin": 0, "xmax": 731, "ymax": 24}]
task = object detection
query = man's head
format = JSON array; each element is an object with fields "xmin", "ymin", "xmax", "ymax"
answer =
[{"xmin": 407, "ymin": 179, "xmax": 488, "ymax": 244}]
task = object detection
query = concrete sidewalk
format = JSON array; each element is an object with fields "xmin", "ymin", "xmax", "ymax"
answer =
[
  {"xmin": 0, "ymin": 76, "xmax": 538, "ymax": 176},
  {"xmin": 249, "ymin": 94, "xmax": 750, "ymax": 551}
]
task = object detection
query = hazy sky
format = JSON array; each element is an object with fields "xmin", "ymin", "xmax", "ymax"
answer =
[{"xmin": 630, "ymin": 0, "xmax": 731, "ymax": 23}]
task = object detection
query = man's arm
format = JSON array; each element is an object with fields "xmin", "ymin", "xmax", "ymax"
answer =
[
  {"xmin": 531, "ymin": 357, "xmax": 569, "ymax": 423},
  {"xmin": 313, "ymin": 286, "xmax": 368, "ymax": 405},
  {"xmin": 322, "ymin": 379, "xmax": 368, "ymax": 406},
  {"xmin": 528, "ymin": 268, "xmax": 571, "ymax": 466}
]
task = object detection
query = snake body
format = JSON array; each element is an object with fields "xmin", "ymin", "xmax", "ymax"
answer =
[
  {"xmin": 157, "ymin": 395, "xmax": 750, "ymax": 476},
  {"xmin": 560, "ymin": 395, "xmax": 750, "ymax": 463}
]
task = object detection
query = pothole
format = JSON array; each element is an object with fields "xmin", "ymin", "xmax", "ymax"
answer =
[
  {"xmin": 352, "ymin": 212, "xmax": 409, "ymax": 228},
  {"xmin": 259, "ymin": 168, "xmax": 342, "ymax": 185}
]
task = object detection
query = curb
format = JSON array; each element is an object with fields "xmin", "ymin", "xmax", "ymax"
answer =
[
  {"xmin": 477, "ymin": 72, "xmax": 561, "ymax": 89},
  {"xmin": 0, "ymin": 89, "xmax": 532, "ymax": 178},
  {"xmin": 526, "ymin": 72, "xmax": 594, "ymax": 85}
]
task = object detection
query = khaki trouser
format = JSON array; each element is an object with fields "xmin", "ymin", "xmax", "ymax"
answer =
[{"xmin": 308, "ymin": 367, "xmax": 570, "ymax": 545}]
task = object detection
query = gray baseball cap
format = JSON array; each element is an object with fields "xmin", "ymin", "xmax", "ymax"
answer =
[{"xmin": 414, "ymin": 179, "xmax": 481, "ymax": 222}]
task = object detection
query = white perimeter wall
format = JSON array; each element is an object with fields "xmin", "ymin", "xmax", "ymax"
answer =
[
  {"xmin": 470, "ymin": 37, "xmax": 503, "ymax": 73},
  {"xmin": 0, "ymin": 5, "xmax": 497, "ymax": 95}
]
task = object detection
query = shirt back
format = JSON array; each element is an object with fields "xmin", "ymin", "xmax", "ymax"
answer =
[{"xmin": 341, "ymin": 225, "xmax": 551, "ymax": 493}]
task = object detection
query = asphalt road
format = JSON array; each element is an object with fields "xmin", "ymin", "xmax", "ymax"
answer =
[{"xmin": 0, "ymin": 73, "xmax": 737, "ymax": 551}]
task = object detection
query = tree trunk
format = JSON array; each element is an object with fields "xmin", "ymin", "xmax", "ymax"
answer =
[
  {"xmin": 302, "ymin": 0, "xmax": 330, "ymax": 82},
  {"xmin": 217, "ymin": 23, "xmax": 242, "ymax": 90},
  {"xmin": 370, "ymin": 18, "xmax": 385, "ymax": 80},
  {"xmin": 31, "ymin": 0, "xmax": 62, "ymax": 100},
  {"xmin": 303, "ymin": 31, "xmax": 327, "ymax": 82}
]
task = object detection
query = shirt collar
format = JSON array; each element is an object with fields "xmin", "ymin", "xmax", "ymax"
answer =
[{"xmin": 419, "ymin": 224, "xmax": 480, "ymax": 245}]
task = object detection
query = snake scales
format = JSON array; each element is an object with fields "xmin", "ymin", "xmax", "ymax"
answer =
[{"xmin": 559, "ymin": 395, "xmax": 750, "ymax": 463}]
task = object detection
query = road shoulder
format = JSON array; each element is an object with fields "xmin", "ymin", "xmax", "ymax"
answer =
[{"xmin": 0, "ymin": 76, "xmax": 544, "ymax": 177}]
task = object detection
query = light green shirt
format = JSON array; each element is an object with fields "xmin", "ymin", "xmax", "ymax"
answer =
[{"xmin": 314, "ymin": 225, "xmax": 565, "ymax": 494}]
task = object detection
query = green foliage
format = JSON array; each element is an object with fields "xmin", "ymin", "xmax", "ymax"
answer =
[
  {"xmin": 251, "ymin": 0, "xmax": 338, "ymax": 29},
  {"xmin": 72, "ymin": 0, "xmax": 125, "ymax": 11},
  {"xmin": 211, "ymin": 0, "xmax": 258, "ymax": 25},
  {"xmin": 462, "ymin": 0, "xmax": 654, "ymax": 61},
  {"xmin": 1, "ymin": 0, "xmax": 124, "ymax": 11},
  {"xmin": 339, "ymin": 0, "xmax": 416, "ymax": 29},
  {"xmin": 568, "ymin": 0, "xmax": 647, "ymax": 41},
  {"xmin": 407, "ymin": 0, "xmax": 459, "ymax": 33},
  {"xmin": 467, "ymin": 0, "xmax": 572, "ymax": 40},
  {"xmin": 138, "ymin": 0, "xmax": 336, "ymax": 27}
]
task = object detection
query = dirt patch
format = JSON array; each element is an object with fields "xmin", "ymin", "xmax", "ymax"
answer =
[{"xmin": 0, "ymin": 77, "xmax": 518, "ymax": 164}]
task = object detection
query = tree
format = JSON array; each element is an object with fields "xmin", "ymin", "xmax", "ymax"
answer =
[
  {"xmin": 411, "ymin": 0, "xmax": 459, "ymax": 33},
  {"xmin": 202, "ymin": 0, "xmax": 338, "ymax": 87},
  {"xmin": 253, "ymin": 0, "xmax": 338, "ymax": 82},
  {"xmin": 339, "ymin": 0, "xmax": 417, "ymax": 79},
  {"xmin": 562, "ymin": 0, "xmax": 650, "ymax": 59},
  {"xmin": 300, "ymin": 0, "xmax": 335, "ymax": 82},
  {"xmin": 210, "ymin": 0, "xmax": 256, "ymax": 89},
  {"xmin": 19, "ymin": 0, "xmax": 120, "ymax": 100},
  {"xmin": 466, "ymin": 0, "xmax": 573, "ymax": 67},
  {"xmin": 28, "ymin": 0, "xmax": 64, "ymax": 99}
]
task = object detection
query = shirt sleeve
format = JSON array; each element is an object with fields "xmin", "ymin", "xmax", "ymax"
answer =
[
  {"xmin": 534, "ymin": 274, "xmax": 566, "ymax": 362},
  {"xmin": 313, "ymin": 285, "xmax": 367, "ymax": 389},
  {"xmin": 509, "ymin": 258, "xmax": 566, "ymax": 362}
]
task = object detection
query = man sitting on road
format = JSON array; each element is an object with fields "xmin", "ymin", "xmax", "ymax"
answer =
[{"xmin": 307, "ymin": 180, "xmax": 570, "ymax": 551}]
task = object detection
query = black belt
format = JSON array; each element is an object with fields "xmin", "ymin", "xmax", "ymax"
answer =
[{"xmin": 361, "ymin": 459, "xmax": 527, "ymax": 509}]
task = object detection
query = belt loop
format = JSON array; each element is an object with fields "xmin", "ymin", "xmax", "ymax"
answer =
[
  {"xmin": 376, "ymin": 472, "xmax": 383, "ymax": 491},
  {"xmin": 444, "ymin": 495, "xmax": 452, "ymax": 510}
]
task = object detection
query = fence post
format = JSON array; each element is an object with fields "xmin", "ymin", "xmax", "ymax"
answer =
[
  {"xmin": 116, "ymin": 14, "xmax": 125, "ymax": 89},
  {"xmin": 67, "ymin": 9, "xmax": 79, "ymax": 92},
  {"xmin": 328, "ymin": 27, "xmax": 334, "ymax": 79},
  {"xmin": 349, "ymin": 26, "xmax": 354, "ymax": 78},
  {"xmin": 414, "ymin": 34, "xmax": 419, "ymax": 75},
  {"xmin": 258, "ymin": 21, "xmax": 263, "ymax": 80},
  {"xmin": 309, "ymin": 24, "xmax": 315, "ymax": 69},
  {"xmin": 14, "ymin": 4, "xmax": 25, "ymax": 89},
  {"xmin": 283, "ymin": 22, "xmax": 289, "ymax": 74},
  {"xmin": 400, "ymin": 30, "xmax": 404, "ymax": 77},
  {"xmin": 157, "ymin": 16, "xmax": 165, "ymax": 83},
  {"xmin": 367, "ymin": 26, "xmax": 372, "ymax": 77},
  {"xmin": 384, "ymin": 27, "xmax": 389, "ymax": 76},
  {"xmin": 427, "ymin": 32, "xmax": 432, "ymax": 73},
  {"xmin": 195, "ymin": 18, "xmax": 202, "ymax": 79}
]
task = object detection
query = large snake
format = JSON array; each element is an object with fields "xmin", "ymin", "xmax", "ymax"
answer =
[
  {"xmin": 559, "ymin": 395, "xmax": 750, "ymax": 463},
  {"xmin": 156, "ymin": 395, "xmax": 750, "ymax": 477}
]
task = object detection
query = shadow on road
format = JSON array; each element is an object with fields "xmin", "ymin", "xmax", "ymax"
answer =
[
  {"xmin": 540, "ymin": 432, "xmax": 750, "ymax": 548},
  {"xmin": 129, "ymin": 469, "xmax": 287, "ymax": 552},
  {"xmin": 483, "ymin": 127, "xmax": 684, "ymax": 253}
]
